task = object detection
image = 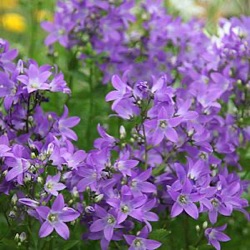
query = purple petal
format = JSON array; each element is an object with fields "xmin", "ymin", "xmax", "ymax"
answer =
[
  {"xmin": 90, "ymin": 219, "xmax": 106, "ymax": 232},
  {"xmin": 60, "ymin": 208, "xmax": 80, "ymax": 222},
  {"xmin": 104, "ymin": 225, "xmax": 114, "ymax": 241},
  {"xmin": 184, "ymin": 203, "xmax": 199, "ymax": 219},
  {"xmin": 54, "ymin": 221, "xmax": 69, "ymax": 240},
  {"xmin": 171, "ymin": 202, "xmax": 183, "ymax": 217},
  {"xmin": 36, "ymin": 206, "xmax": 50, "ymax": 220},
  {"xmin": 144, "ymin": 238, "xmax": 162, "ymax": 249},
  {"xmin": 39, "ymin": 221, "xmax": 53, "ymax": 238},
  {"xmin": 52, "ymin": 194, "xmax": 64, "ymax": 211},
  {"xmin": 165, "ymin": 127, "xmax": 178, "ymax": 143}
]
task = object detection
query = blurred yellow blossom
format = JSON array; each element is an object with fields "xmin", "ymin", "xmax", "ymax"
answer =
[
  {"xmin": 0, "ymin": 13, "xmax": 26, "ymax": 32},
  {"xmin": 0, "ymin": 0, "xmax": 18, "ymax": 10},
  {"xmin": 35, "ymin": 10, "xmax": 53, "ymax": 22}
]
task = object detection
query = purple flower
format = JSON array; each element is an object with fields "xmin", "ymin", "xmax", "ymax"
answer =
[
  {"xmin": 17, "ymin": 63, "xmax": 51, "ymax": 93},
  {"xmin": 44, "ymin": 173, "xmax": 66, "ymax": 196},
  {"xmin": 105, "ymin": 75, "xmax": 131, "ymax": 109},
  {"xmin": 168, "ymin": 179, "xmax": 201, "ymax": 219},
  {"xmin": 58, "ymin": 106, "xmax": 80, "ymax": 141},
  {"xmin": 124, "ymin": 226, "xmax": 161, "ymax": 250},
  {"xmin": 146, "ymin": 106, "xmax": 181, "ymax": 145},
  {"xmin": 0, "ymin": 72, "xmax": 14, "ymax": 97},
  {"xmin": 205, "ymin": 224, "xmax": 230, "ymax": 250},
  {"xmin": 90, "ymin": 205, "xmax": 120, "ymax": 242},
  {"xmin": 41, "ymin": 14, "xmax": 75, "ymax": 47},
  {"xmin": 36, "ymin": 194, "xmax": 80, "ymax": 240}
]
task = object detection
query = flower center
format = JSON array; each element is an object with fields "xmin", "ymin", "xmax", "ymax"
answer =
[
  {"xmin": 211, "ymin": 198, "xmax": 219, "ymax": 208},
  {"xmin": 159, "ymin": 120, "xmax": 167, "ymax": 129},
  {"xmin": 178, "ymin": 194, "xmax": 188, "ymax": 204},
  {"xmin": 48, "ymin": 213, "xmax": 58, "ymax": 223},
  {"xmin": 134, "ymin": 239, "xmax": 142, "ymax": 247},
  {"xmin": 46, "ymin": 182, "xmax": 54, "ymax": 190},
  {"xmin": 31, "ymin": 82, "xmax": 40, "ymax": 89},
  {"xmin": 131, "ymin": 180, "xmax": 137, "ymax": 188},
  {"xmin": 199, "ymin": 152, "xmax": 207, "ymax": 160},
  {"xmin": 107, "ymin": 216, "xmax": 115, "ymax": 224},
  {"xmin": 121, "ymin": 205, "xmax": 130, "ymax": 213}
]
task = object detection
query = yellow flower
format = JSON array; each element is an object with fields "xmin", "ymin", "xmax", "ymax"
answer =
[
  {"xmin": 0, "ymin": 13, "xmax": 26, "ymax": 32},
  {"xmin": 0, "ymin": 0, "xmax": 18, "ymax": 10},
  {"xmin": 35, "ymin": 10, "xmax": 53, "ymax": 22}
]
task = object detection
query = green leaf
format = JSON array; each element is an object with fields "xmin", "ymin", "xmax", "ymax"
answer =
[
  {"xmin": 150, "ymin": 228, "xmax": 171, "ymax": 249},
  {"xmin": 63, "ymin": 240, "xmax": 80, "ymax": 250}
]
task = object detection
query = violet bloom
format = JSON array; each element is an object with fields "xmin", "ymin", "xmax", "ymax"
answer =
[
  {"xmin": 129, "ymin": 168, "xmax": 156, "ymax": 197},
  {"xmin": 41, "ymin": 14, "xmax": 75, "ymax": 47},
  {"xmin": 17, "ymin": 63, "xmax": 51, "ymax": 93},
  {"xmin": 205, "ymin": 224, "xmax": 230, "ymax": 250},
  {"xmin": 124, "ymin": 226, "xmax": 161, "ymax": 250},
  {"xmin": 114, "ymin": 151, "xmax": 139, "ymax": 176},
  {"xmin": 90, "ymin": 205, "xmax": 120, "ymax": 242},
  {"xmin": 168, "ymin": 179, "xmax": 201, "ymax": 219},
  {"xmin": 5, "ymin": 146, "xmax": 30, "ymax": 185},
  {"xmin": 105, "ymin": 75, "xmax": 131, "ymax": 109},
  {"xmin": 147, "ymin": 106, "xmax": 181, "ymax": 145},
  {"xmin": 44, "ymin": 173, "xmax": 66, "ymax": 196},
  {"xmin": 58, "ymin": 106, "xmax": 80, "ymax": 141},
  {"xmin": 36, "ymin": 194, "xmax": 80, "ymax": 240},
  {"xmin": 0, "ymin": 71, "xmax": 14, "ymax": 97},
  {"xmin": 107, "ymin": 190, "xmax": 147, "ymax": 224}
]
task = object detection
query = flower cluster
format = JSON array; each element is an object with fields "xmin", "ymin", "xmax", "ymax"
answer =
[
  {"xmin": 42, "ymin": 0, "xmax": 209, "ymax": 83},
  {"xmin": 0, "ymin": 38, "xmax": 80, "ymax": 240},
  {"xmin": 1, "ymin": 1, "xmax": 250, "ymax": 249}
]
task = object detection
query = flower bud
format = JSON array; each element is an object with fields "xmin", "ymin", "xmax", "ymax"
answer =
[
  {"xmin": 14, "ymin": 233, "xmax": 19, "ymax": 241},
  {"xmin": 9, "ymin": 211, "xmax": 16, "ymax": 218},
  {"xmin": 72, "ymin": 187, "xmax": 79, "ymax": 198},
  {"xmin": 37, "ymin": 176, "xmax": 43, "ymax": 184},
  {"xmin": 195, "ymin": 225, "xmax": 200, "ymax": 232},
  {"xmin": 19, "ymin": 232, "xmax": 26, "ymax": 242},
  {"xmin": 85, "ymin": 206, "xmax": 95, "ymax": 213},
  {"xmin": 94, "ymin": 194, "xmax": 104, "ymax": 203},
  {"xmin": 119, "ymin": 125, "xmax": 126, "ymax": 139},
  {"xmin": 11, "ymin": 194, "xmax": 18, "ymax": 205},
  {"xmin": 202, "ymin": 221, "xmax": 208, "ymax": 229},
  {"xmin": 47, "ymin": 114, "xmax": 53, "ymax": 121},
  {"xmin": 31, "ymin": 152, "xmax": 36, "ymax": 159}
]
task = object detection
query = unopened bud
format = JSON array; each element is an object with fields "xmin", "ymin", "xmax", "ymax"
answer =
[
  {"xmin": 28, "ymin": 116, "xmax": 33, "ymax": 122},
  {"xmin": 70, "ymin": 220, "xmax": 76, "ymax": 226},
  {"xmin": 187, "ymin": 129, "xmax": 194, "ymax": 137},
  {"xmin": 14, "ymin": 233, "xmax": 19, "ymax": 241},
  {"xmin": 94, "ymin": 194, "xmax": 104, "ymax": 203},
  {"xmin": 11, "ymin": 194, "xmax": 18, "ymax": 205},
  {"xmin": 48, "ymin": 114, "xmax": 53, "ymax": 121},
  {"xmin": 46, "ymin": 143, "xmax": 54, "ymax": 156},
  {"xmin": 37, "ymin": 176, "xmax": 43, "ymax": 184},
  {"xmin": 237, "ymin": 79, "xmax": 242, "ymax": 85},
  {"xmin": 9, "ymin": 211, "xmax": 16, "ymax": 218},
  {"xmin": 119, "ymin": 126, "xmax": 126, "ymax": 139},
  {"xmin": 72, "ymin": 187, "xmax": 79, "ymax": 198},
  {"xmin": 85, "ymin": 206, "xmax": 95, "ymax": 213},
  {"xmin": 31, "ymin": 152, "xmax": 36, "ymax": 159},
  {"xmin": 196, "ymin": 225, "xmax": 200, "ymax": 232},
  {"xmin": 68, "ymin": 199, "xmax": 74, "ymax": 205},
  {"xmin": 2, "ymin": 170, "xmax": 8, "ymax": 176},
  {"xmin": 20, "ymin": 232, "xmax": 26, "ymax": 242},
  {"xmin": 202, "ymin": 221, "xmax": 208, "ymax": 229}
]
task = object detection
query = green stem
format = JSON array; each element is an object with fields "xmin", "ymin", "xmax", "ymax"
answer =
[
  {"xmin": 86, "ymin": 63, "xmax": 95, "ymax": 149},
  {"xmin": 184, "ymin": 215, "xmax": 190, "ymax": 250}
]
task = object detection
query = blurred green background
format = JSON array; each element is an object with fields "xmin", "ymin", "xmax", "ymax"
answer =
[{"xmin": 0, "ymin": 1, "xmax": 249, "ymax": 249}]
